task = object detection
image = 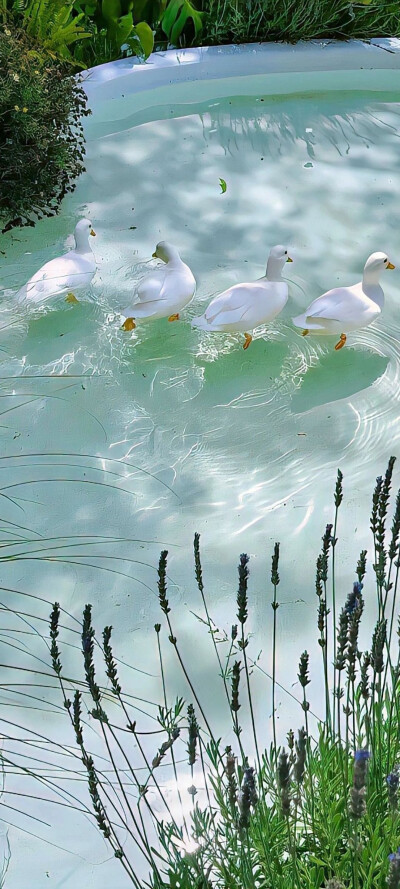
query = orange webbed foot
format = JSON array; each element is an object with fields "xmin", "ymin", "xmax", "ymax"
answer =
[
  {"xmin": 334, "ymin": 333, "xmax": 347, "ymax": 351},
  {"xmin": 243, "ymin": 333, "xmax": 252, "ymax": 350}
]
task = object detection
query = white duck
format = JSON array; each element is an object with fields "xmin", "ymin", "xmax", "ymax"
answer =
[
  {"xmin": 121, "ymin": 241, "xmax": 196, "ymax": 330},
  {"xmin": 17, "ymin": 218, "xmax": 96, "ymax": 305},
  {"xmin": 293, "ymin": 252, "xmax": 395, "ymax": 350},
  {"xmin": 191, "ymin": 245, "xmax": 293, "ymax": 350}
]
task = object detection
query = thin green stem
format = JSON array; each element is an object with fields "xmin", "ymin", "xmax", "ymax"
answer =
[
  {"xmin": 272, "ymin": 584, "xmax": 278, "ymax": 757},
  {"xmin": 241, "ymin": 622, "xmax": 262, "ymax": 774}
]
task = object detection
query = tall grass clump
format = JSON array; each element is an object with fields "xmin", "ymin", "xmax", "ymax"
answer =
[
  {"xmin": 201, "ymin": 0, "xmax": 400, "ymax": 50},
  {"xmin": 45, "ymin": 457, "xmax": 400, "ymax": 888}
]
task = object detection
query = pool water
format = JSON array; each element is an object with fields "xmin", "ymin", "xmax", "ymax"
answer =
[{"xmin": 2, "ymin": 81, "xmax": 400, "ymax": 886}]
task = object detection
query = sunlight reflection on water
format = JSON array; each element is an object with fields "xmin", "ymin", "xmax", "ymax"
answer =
[{"xmin": 1, "ymin": 84, "xmax": 400, "ymax": 886}]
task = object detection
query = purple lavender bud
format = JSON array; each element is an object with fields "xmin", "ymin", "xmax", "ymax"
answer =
[{"xmin": 355, "ymin": 749, "xmax": 371, "ymax": 762}]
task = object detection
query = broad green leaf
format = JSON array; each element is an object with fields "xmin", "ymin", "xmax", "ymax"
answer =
[
  {"xmin": 102, "ymin": 0, "xmax": 121, "ymax": 23},
  {"xmin": 108, "ymin": 11, "xmax": 134, "ymax": 44},
  {"xmin": 161, "ymin": 0, "xmax": 202, "ymax": 44},
  {"xmin": 170, "ymin": 7, "xmax": 187, "ymax": 44},
  {"xmin": 133, "ymin": 0, "xmax": 162, "ymax": 23},
  {"xmin": 219, "ymin": 177, "xmax": 227, "ymax": 194},
  {"xmin": 134, "ymin": 21, "xmax": 154, "ymax": 57}
]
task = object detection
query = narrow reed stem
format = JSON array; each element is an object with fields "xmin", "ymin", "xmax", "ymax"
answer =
[
  {"xmin": 194, "ymin": 533, "xmax": 231, "ymax": 709},
  {"xmin": 237, "ymin": 552, "xmax": 262, "ymax": 774},
  {"xmin": 332, "ymin": 469, "xmax": 343, "ymax": 733},
  {"xmin": 271, "ymin": 542, "xmax": 280, "ymax": 759},
  {"xmin": 155, "ymin": 625, "xmax": 187, "ymax": 834}
]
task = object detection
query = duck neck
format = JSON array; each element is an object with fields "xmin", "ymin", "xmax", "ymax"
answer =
[
  {"xmin": 265, "ymin": 257, "xmax": 284, "ymax": 281},
  {"xmin": 165, "ymin": 248, "xmax": 182, "ymax": 267},
  {"xmin": 75, "ymin": 231, "xmax": 93, "ymax": 255},
  {"xmin": 362, "ymin": 268, "xmax": 381, "ymax": 288}
]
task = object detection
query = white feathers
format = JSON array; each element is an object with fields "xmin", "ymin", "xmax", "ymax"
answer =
[
  {"xmin": 16, "ymin": 219, "xmax": 96, "ymax": 305},
  {"xmin": 192, "ymin": 245, "xmax": 292, "ymax": 335},
  {"xmin": 121, "ymin": 242, "xmax": 196, "ymax": 323},
  {"xmin": 293, "ymin": 252, "xmax": 394, "ymax": 336}
]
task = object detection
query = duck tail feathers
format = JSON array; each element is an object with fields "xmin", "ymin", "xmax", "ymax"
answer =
[
  {"xmin": 191, "ymin": 315, "xmax": 210, "ymax": 330},
  {"xmin": 292, "ymin": 313, "xmax": 307, "ymax": 329}
]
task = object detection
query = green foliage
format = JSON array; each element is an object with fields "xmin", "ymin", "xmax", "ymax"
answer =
[
  {"xmin": 3, "ymin": 0, "xmax": 399, "ymax": 69},
  {"xmin": 8, "ymin": 0, "xmax": 92, "ymax": 61},
  {"xmin": 161, "ymin": 0, "xmax": 202, "ymax": 44},
  {"xmin": 3, "ymin": 0, "xmax": 157, "ymax": 67},
  {"xmin": 200, "ymin": 0, "xmax": 400, "ymax": 47},
  {"xmin": 0, "ymin": 26, "xmax": 90, "ymax": 232},
  {"xmin": 42, "ymin": 457, "xmax": 400, "ymax": 888},
  {"xmin": 95, "ymin": 0, "xmax": 154, "ymax": 59}
]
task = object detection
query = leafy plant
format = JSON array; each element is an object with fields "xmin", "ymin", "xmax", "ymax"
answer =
[
  {"xmin": 3, "ymin": 0, "xmax": 155, "ymax": 65},
  {"xmin": 161, "ymin": 0, "xmax": 202, "ymax": 44},
  {"xmin": 2, "ymin": 0, "xmax": 92, "ymax": 61},
  {"xmin": 39, "ymin": 456, "xmax": 400, "ymax": 888},
  {"xmin": 0, "ymin": 25, "xmax": 90, "ymax": 232},
  {"xmin": 81, "ymin": 0, "xmax": 154, "ymax": 59},
  {"xmin": 200, "ymin": 0, "xmax": 400, "ymax": 48}
]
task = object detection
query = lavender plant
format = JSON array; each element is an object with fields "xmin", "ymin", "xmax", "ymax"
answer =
[{"xmin": 40, "ymin": 457, "xmax": 400, "ymax": 888}]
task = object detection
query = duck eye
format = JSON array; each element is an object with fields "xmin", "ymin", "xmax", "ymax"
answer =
[
  {"xmin": 284, "ymin": 250, "xmax": 287, "ymax": 255},
  {"xmin": 384, "ymin": 258, "xmax": 388, "ymax": 263}
]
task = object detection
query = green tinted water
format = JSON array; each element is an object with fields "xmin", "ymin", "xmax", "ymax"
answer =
[{"xmin": 1, "ymin": 84, "xmax": 400, "ymax": 886}]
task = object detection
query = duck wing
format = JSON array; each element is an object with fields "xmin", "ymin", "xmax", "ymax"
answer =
[
  {"xmin": 136, "ymin": 269, "xmax": 170, "ymax": 305},
  {"xmin": 304, "ymin": 285, "xmax": 369, "ymax": 324},
  {"xmin": 205, "ymin": 283, "xmax": 260, "ymax": 325},
  {"xmin": 21, "ymin": 252, "xmax": 92, "ymax": 302}
]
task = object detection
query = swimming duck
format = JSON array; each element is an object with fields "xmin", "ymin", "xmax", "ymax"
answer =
[
  {"xmin": 17, "ymin": 219, "xmax": 96, "ymax": 304},
  {"xmin": 293, "ymin": 252, "xmax": 395, "ymax": 350},
  {"xmin": 121, "ymin": 242, "xmax": 196, "ymax": 330},
  {"xmin": 191, "ymin": 245, "xmax": 293, "ymax": 349},
  {"xmin": 17, "ymin": 219, "xmax": 96, "ymax": 306}
]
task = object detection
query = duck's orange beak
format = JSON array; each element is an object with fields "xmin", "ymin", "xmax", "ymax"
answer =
[
  {"xmin": 90, "ymin": 229, "xmax": 96, "ymax": 237},
  {"xmin": 387, "ymin": 261, "xmax": 395, "ymax": 269},
  {"xmin": 287, "ymin": 256, "xmax": 293, "ymax": 263}
]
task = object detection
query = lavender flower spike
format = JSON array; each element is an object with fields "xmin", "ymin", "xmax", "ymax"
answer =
[
  {"xmin": 350, "ymin": 749, "xmax": 370, "ymax": 819},
  {"xmin": 387, "ymin": 768, "xmax": 400, "ymax": 811},
  {"xmin": 387, "ymin": 847, "xmax": 400, "ymax": 889},
  {"xmin": 355, "ymin": 749, "xmax": 371, "ymax": 763}
]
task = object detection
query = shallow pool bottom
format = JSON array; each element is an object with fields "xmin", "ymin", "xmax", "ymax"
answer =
[{"xmin": 2, "ymin": 42, "xmax": 400, "ymax": 888}]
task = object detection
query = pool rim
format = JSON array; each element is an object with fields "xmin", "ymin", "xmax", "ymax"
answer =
[{"xmin": 81, "ymin": 38, "xmax": 400, "ymax": 101}]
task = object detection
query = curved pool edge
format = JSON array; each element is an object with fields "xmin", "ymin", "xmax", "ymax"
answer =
[{"xmin": 81, "ymin": 38, "xmax": 400, "ymax": 104}]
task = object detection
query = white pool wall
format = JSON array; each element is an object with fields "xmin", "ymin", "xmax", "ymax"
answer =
[{"xmin": 82, "ymin": 38, "xmax": 400, "ymax": 110}]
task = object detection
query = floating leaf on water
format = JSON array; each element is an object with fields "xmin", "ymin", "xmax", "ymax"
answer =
[{"xmin": 219, "ymin": 178, "xmax": 227, "ymax": 194}]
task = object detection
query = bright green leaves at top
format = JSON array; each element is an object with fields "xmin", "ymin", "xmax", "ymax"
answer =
[
  {"xmin": 15, "ymin": 0, "xmax": 92, "ymax": 62},
  {"xmin": 101, "ymin": 0, "xmax": 154, "ymax": 57},
  {"xmin": 161, "ymin": 0, "xmax": 202, "ymax": 46},
  {"xmin": 134, "ymin": 21, "xmax": 154, "ymax": 56}
]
